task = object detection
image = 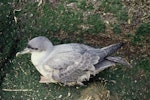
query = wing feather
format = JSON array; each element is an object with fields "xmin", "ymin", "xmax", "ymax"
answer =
[
  {"xmin": 44, "ymin": 44, "xmax": 100, "ymax": 85},
  {"xmin": 51, "ymin": 51, "xmax": 99, "ymax": 84}
]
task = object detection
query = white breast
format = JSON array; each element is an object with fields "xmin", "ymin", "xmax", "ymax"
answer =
[
  {"xmin": 31, "ymin": 51, "xmax": 50, "ymax": 76},
  {"xmin": 31, "ymin": 51, "xmax": 54, "ymax": 75},
  {"xmin": 31, "ymin": 51, "xmax": 46, "ymax": 66}
]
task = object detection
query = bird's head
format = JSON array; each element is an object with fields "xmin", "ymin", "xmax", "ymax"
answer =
[{"xmin": 16, "ymin": 36, "xmax": 53, "ymax": 56}]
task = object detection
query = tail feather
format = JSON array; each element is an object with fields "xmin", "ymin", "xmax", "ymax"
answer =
[
  {"xmin": 100, "ymin": 42, "xmax": 124, "ymax": 56},
  {"xmin": 106, "ymin": 56, "xmax": 132, "ymax": 68},
  {"xmin": 94, "ymin": 60, "xmax": 116, "ymax": 74},
  {"xmin": 94, "ymin": 42, "xmax": 132, "ymax": 74},
  {"xmin": 94, "ymin": 57, "xmax": 132, "ymax": 74},
  {"xmin": 96, "ymin": 42, "xmax": 124, "ymax": 61}
]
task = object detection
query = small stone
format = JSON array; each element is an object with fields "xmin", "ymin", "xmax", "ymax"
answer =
[
  {"xmin": 76, "ymin": 87, "xmax": 79, "ymax": 89},
  {"xmin": 66, "ymin": 3, "xmax": 76, "ymax": 9},
  {"xmin": 58, "ymin": 95, "xmax": 62, "ymax": 98},
  {"xmin": 67, "ymin": 92, "xmax": 71, "ymax": 97}
]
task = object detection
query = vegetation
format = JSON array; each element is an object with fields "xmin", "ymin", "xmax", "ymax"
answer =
[{"xmin": 0, "ymin": 0, "xmax": 149, "ymax": 99}]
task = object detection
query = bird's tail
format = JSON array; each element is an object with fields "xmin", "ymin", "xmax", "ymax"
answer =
[
  {"xmin": 94, "ymin": 57, "xmax": 132, "ymax": 74},
  {"xmin": 94, "ymin": 42, "xmax": 132, "ymax": 74},
  {"xmin": 96, "ymin": 42, "xmax": 124, "ymax": 60},
  {"xmin": 101, "ymin": 42, "xmax": 124, "ymax": 56},
  {"xmin": 106, "ymin": 56, "xmax": 132, "ymax": 68}
]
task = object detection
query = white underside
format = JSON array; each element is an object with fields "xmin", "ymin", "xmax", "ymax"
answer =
[{"xmin": 31, "ymin": 51, "xmax": 57, "ymax": 83}]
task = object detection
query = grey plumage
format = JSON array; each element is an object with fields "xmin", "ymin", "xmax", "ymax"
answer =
[{"xmin": 16, "ymin": 36, "xmax": 132, "ymax": 86}]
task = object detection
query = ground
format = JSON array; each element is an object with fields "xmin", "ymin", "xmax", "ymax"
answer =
[{"xmin": 0, "ymin": 0, "xmax": 150, "ymax": 100}]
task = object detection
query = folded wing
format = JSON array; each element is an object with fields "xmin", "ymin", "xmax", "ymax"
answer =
[{"xmin": 44, "ymin": 42, "xmax": 125, "ymax": 85}]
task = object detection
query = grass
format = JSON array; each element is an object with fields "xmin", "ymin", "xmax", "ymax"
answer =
[
  {"xmin": 106, "ymin": 60, "xmax": 150, "ymax": 99},
  {"xmin": 136, "ymin": 23, "xmax": 150, "ymax": 36},
  {"xmin": 112, "ymin": 24, "xmax": 121, "ymax": 34},
  {"xmin": 100, "ymin": 0, "xmax": 128, "ymax": 22},
  {"xmin": 0, "ymin": 0, "xmax": 150, "ymax": 100}
]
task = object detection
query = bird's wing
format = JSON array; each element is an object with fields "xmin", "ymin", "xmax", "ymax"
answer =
[
  {"xmin": 43, "ymin": 42, "xmax": 123, "ymax": 85},
  {"xmin": 44, "ymin": 44, "xmax": 100, "ymax": 84}
]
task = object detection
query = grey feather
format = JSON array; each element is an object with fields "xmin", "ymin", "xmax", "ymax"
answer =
[
  {"xmin": 106, "ymin": 56, "xmax": 132, "ymax": 67},
  {"xmin": 94, "ymin": 60, "xmax": 116, "ymax": 74}
]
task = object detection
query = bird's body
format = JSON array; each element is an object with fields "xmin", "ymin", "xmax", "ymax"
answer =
[{"xmin": 16, "ymin": 36, "xmax": 132, "ymax": 86}]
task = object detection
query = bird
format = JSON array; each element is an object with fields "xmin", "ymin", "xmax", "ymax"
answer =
[{"xmin": 16, "ymin": 36, "xmax": 132, "ymax": 86}]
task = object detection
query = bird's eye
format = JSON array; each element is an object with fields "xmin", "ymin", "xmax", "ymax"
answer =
[
  {"xmin": 27, "ymin": 45, "xmax": 31, "ymax": 48},
  {"xmin": 34, "ymin": 48, "xmax": 38, "ymax": 50},
  {"xmin": 27, "ymin": 45, "xmax": 38, "ymax": 50}
]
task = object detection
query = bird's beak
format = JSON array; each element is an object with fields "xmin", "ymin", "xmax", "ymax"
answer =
[{"xmin": 16, "ymin": 48, "xmax": 30, "ymax": 57}]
